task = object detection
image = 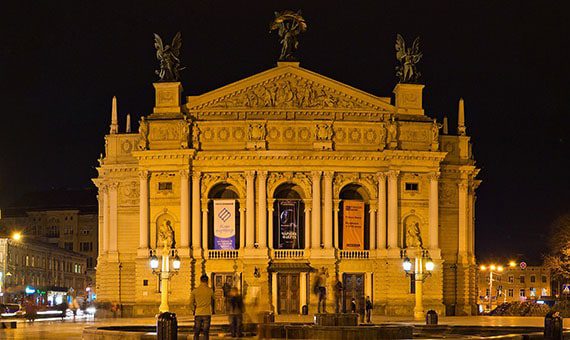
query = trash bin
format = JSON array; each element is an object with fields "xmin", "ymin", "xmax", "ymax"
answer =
[
  {"xmin": 302, "ymin": 305, "xmax": 308, "ymax": 315},
  {"xmin": 157, "ymin": 312, "xmax": 178, "ymax": 340},
  {"xmin": 544, "ymin": 311, "xmax": 563, "ymax": 340},
  {"xmin": 426, "ymin": 310, "xmax": 438, "ymax": 325}
]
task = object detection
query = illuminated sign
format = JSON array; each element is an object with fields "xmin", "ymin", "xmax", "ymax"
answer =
[{"xmin": 25, "ymin": 286, "xmax": 36, "ymax": 294}]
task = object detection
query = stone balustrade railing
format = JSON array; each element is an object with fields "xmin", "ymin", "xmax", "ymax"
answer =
[
  {"xmin": 207, "ymin": 249, "xmax": 239, "ymax": 259},
  {"xmin": 339, "ymin": 250, "xmax": 370, "ymax": 259},
  {"xmin": 272, "ymin": 249, "xmax": 305, "ymax": 259}
]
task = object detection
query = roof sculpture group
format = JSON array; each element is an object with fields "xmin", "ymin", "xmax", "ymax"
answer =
[{"xmin": 152, "ymin": 13, "xmax": 422, "ymax": 83}]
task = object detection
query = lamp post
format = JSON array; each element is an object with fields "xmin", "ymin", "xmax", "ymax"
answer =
[
  {"xmin": 149, "ymin": 246, "xmax": 181, "ymax": 313},
  {"xmin": 479, "ymin": 262, "xmax": 513, "ymax": 312},
  {"xmin": 401, "ymin": 248, "xmax": 434, "ymax": 320}
]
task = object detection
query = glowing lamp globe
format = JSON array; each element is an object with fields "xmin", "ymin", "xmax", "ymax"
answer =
[
  {"xmin": 402, "ymin": 257, "xmax": 412, "ymax": 272},
  {"xmin": 150, "ymin": 255, "xmax": 159, "ymax": 270}
]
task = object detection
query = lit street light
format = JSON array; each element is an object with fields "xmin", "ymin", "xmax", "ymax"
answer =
[
  {"xmin": 401, "ymin": 248, "xmax": 434, "ymax": 319},
  {"xmin": 480, "ymin": 263, "xmax": 512, "ymax": 312},
  {"xmin": 149, "ymin": 246, "xmax": 181, "ymax": 313}
]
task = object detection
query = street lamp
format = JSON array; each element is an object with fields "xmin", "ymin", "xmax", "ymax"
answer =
[
  {"xmin": 401, "ymin": 248, "xmax": 434, "ymax": 320},
  {"xmin": 479, "ymin": 263, "xmax": 504, "ymax": 312},
  {"xmin": 149, "ymin": 246, "xmax": 180, "ymax": 313}
]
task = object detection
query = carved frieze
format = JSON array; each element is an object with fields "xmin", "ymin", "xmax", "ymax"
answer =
[
  {"xmin": 150, "ymin": 122, "xmax": 181, "ymax": 141},
  {"xmin": 201, "ymin": 172, "xmax": 246, "ymax": 198},
  {"xmin": 198, "ymin": 73, "xmax": 379, "ymax": 110},
  {"xmin": 267, "ymin": 172, "xmax": 312, "ymax": 198},
  {"xmin": 119, "ymin": 180, "xmax": 139, "ymax": 206},
  {"xmin": 333, "ymin": 172, "xmax": 377, "ymax": 199}
]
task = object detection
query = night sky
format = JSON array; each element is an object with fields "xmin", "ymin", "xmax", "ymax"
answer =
[{"xmin": 1, "ymin": 2, "xmax": 568, "ymax": 262}]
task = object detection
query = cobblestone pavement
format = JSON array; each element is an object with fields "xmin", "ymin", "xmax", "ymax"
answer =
[{"xmin": 0, "ymin": 314, "xmax": 566, "ymax": 339}]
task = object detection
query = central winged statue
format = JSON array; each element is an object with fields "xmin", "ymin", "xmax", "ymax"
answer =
[
  {"xmin": 270, "ymin": 10, "xmax": 307, "ymax": 61},
  {"xmin": 395, "ymin": 34, "xmax": 422, "ymax": 83},
  {"xmin": 154, "ymin": 32, "xmax": 185, "ymax": 82}
]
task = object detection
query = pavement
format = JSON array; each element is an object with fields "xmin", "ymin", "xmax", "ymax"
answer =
[{"xmin": 0, "ymin": 314, "xmax": 566, "ymax": 340}]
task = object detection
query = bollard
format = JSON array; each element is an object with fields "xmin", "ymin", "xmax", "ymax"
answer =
[
  {"xmin": 157, "ymin": 312, "xmax": 178, "ymax": 340},
  {"xmin": 426, "ymin": 310, "xmax": 438, "ymax": 325},
  {"xmin": 544, "ymin": 311, "xmax": 563, "ymax": 340}
]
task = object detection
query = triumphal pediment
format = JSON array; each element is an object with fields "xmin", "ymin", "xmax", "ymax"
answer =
[{"xmin": 186, "ymin": 63, "xmax": 393, "ymax": 113}]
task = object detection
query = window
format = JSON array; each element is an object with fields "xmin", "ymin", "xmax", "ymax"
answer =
[
  {"xmin": 47, "ymin": 226, "xmax": 59, "ymax": 238},
  {"xmin": 508, "ymin": 289, "xmax": 514, "ymax": 297},
  {"xmin": 530, "ymin": 275, "xmax": 536, "ymax": 283},
  {"xmin": 542, "ymin": 276, "xmax": 547, "ymax": 283},
  {"xmin": 64, "ymin": 242, "xmax": 73, "ymax": 251},
  {"xmin": 519, "ymin": 289, "xmax": 525, "ymax": 297},
  {"xmin": 87, "ymin": 257, "xmax": 95, "ymax": 268},
  {"xmin": 508, "ymin": 276, "xmax": 514, "ymax": 283},
  {"xmin": 64, "ymin": 227, "xmax": 73, "ymax": 235},
  {"xmin": 405, "ymin": 183, "xmax": 419, "ymax": 191},
  {"xmin": 80, "ymin": 242, "xmax": 93, "ymax": 252},
  {"xmin": 158, "ymin": 182, "xmax": 173, "ymax": 191},
  {"xmin": 143, "ymin": 279, "xmax": 149, "ymax": 286},
  {"xmin": 530, "ymin": 287, "xmax": 536, "ymax": 297},
  {"xmin": 519, "ymin": 276, "xmax": 525, "ymax": 283},
  {"xmin": 81, "ymin": 229, "xmax": 90, "ymax": 235},
  {"xmin": 410, "ymin": 273, "xmax": 416, "ymax": 294}
]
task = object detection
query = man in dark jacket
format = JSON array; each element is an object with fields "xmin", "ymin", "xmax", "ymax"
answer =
[
  {"xmin": 228, "ymin": 287, "xmax": 244, "ymax": 337},
  {"xmin": 190, "ymin": 275, "xmax": 215, "ymax": 340}
]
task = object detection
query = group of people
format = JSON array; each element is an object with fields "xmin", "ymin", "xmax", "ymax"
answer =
[
  {"xmin": 350, "ymin": 296, "xmax": 374, "ymax": 323},
  {"xmin": 189, "ymin": 274, "xmax": 244, "ymax": 340}
]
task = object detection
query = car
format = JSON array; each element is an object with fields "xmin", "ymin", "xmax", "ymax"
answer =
[{"xmin": 0, "ymin": 303, "xmax": 24, "ymax": 318}]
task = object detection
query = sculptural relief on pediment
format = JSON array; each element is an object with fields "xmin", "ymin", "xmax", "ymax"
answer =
[{"xmin": 196, "ymin": 74, "xmax": 380, "ymax": 110}]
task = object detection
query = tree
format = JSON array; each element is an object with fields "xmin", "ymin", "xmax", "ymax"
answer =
[{"xmin": 544, "ymin": 213, "xmax": 570, "ymax": 280}]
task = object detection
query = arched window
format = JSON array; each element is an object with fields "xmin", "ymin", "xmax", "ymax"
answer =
[
  {"xmin": 338, "ymin": 184, "xmax": 370, "ymax": 250},
  {"xmin": 208, "ymin": 183, "xmax": 241, "ymax": 250},
  {"xmin": 273, "ymin": 183, "xmax": 305, "ymax": 249}
]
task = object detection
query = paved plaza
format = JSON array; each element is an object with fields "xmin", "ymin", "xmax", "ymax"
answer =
[{"xmin": 0, "ymin": 314, "xmax": 567, "ymax": 339}]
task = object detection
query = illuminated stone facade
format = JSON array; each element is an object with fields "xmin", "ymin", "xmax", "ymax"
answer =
[{"xmin": 94, "ymin": 62, "xmax": 479, "ymax": 317}]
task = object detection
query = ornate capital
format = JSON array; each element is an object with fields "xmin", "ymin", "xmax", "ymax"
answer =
[
  {"xmin": 245, "ymin": 170, "xmax": 256, "ymax": 180},
  {"xmin": 138, "ymin": 170, "xmax": 150, "ymax": 181},
  {"xmin": 376, "ymin": 172, "xmax": 386, "ymax": 182},
  {"xmin": 100, "ymin": 184, "xmax": 109, "ymax": 194},
  {"xmin": 427, "ymin": 172, "xmax": 440, "ymax": 181},
  {"xmin": 458, "ymin": 181, "xmax": 468, "ymax": 191},
  {"xmin": 387, "ymin": 170, "xmax": 400, "ymax": 181},
  {"xmin": 108, "ymin": 181, "xmax": 119, "ymax": 190},
  {"xmin": 257, "ymin": 170, "xmax": 268, "ymax": 179},
  {"xmin": 323, "ymin": 171, "xmax": 334, "ymax": 181},
  {"xmin": 311, "ymin": 171, "xmax": 322, "ymax": 179},
  {"xmin": 192, "ymin": 171, "xmax": 202, "ymax": 181},
  {"xmin": 179, "ymin": 169, "xmax": 190, "ymax": 180}
]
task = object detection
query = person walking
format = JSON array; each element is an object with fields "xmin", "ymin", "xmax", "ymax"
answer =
[
  {"xmin": 228, "ymin": 287, "xmax": 244, "ymax": 337},
  {"xmin": 190, "ymin": 274, "xmax": 214, "ymax": 340},
  {"xmin": 365, "ymin": 296, "xmax": 373, "ymax": 323},
  {"xmin": 350, "ymin": 298, "xmax": 356, "ymax": 313}
]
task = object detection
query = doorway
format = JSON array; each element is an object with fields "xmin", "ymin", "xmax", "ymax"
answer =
[
  {"xmin": 343, "ymin": 273, "xmax": 365, "ymax": 313},
  {"xmin": 212, "ymin": 273, "xmax": 234, "ymax": 314},
  {"xmin": 277, "ymin": 273, "xmax": 300, "ymax": 314}
]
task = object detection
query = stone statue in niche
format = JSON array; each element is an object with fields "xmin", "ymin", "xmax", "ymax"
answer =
[
  {"xmin": 138, "ymin": 117, "xmax": 149, "ymax": 150},
  {"xmin": 386, "ymin": 116, "xmax": 398, "ymax": 149},
  {"xmin": 159, "ymin": 219, "xmax": 176, "ymax": 250},
  {"xmin": 406, "ymin": 221, "xmax": 423, "ymax": 248},
  {"xmin": 179, "ymin": 120, "xmax": 190, "ymax": 149}
]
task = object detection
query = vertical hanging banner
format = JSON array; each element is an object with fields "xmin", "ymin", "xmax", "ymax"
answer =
[
  {"xmin": 213, "ymin": 199, "xmax": 236, "ymax": 249},
  {"xmin": 343, "ymin": 200, "xmax": 364, "ymax": 250},
  {"xmin": 277, "ymin": 200, "xmax": 300, "ymax": 249}
]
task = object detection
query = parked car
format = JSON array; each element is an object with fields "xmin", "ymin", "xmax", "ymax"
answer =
[{"xmin": 0, "ymin": 303, "xmax": 24, "ymax": 317}]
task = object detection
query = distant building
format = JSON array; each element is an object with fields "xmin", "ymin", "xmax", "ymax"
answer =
[
  {"xmin": 478, "ymin": 264, "xmax": 551, "ymax": 307},
  {"xmin": 0, "ymin": 237, "xmax": 87, "ymax": 304},
  {"xmin": 0, "ymin": 188, "xmax": 98, "ymax": 299}
]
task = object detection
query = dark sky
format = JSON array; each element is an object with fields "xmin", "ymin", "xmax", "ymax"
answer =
[{"xmin": 1, "ymin": 1, "xmax": 569, "ymax": 262}]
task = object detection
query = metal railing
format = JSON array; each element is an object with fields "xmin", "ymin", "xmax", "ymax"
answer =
[{"xmin": 207, "ymin": 249, "xmax": 239, "ymax": 259}]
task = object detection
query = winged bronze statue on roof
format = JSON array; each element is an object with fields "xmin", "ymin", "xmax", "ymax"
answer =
[
  {"xmin": 270, "ymin": 10, "xmax": 307, "ymax": 61},
  {"xmin": 395, "ymin": 34, "xmax": 422, "ymax": 83},
  {"xmin": 154, "ymin": 32, "xmax": 185, "ymax": 82}
]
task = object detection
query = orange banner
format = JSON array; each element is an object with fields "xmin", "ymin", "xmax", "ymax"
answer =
[{"xmin": 342, "ymin": 200, "xmax": 364, "ymax": 250}]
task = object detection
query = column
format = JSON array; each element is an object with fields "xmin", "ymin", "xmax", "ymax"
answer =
[
  {"xmin": 272, "ymin": 272, "xmax": 278, "ymax": 314},
  {"xmin": 365, "ymin": 272, "xmax": 373, "ymax": 300},
  {"xmin": 201, "ymin": 201, "xmax": 209, "ymax": 251},
  {"xmin": 139, "ymin": 171, "xmax": 150, "ymax": 249},
  {"xmin": 470, "ymin": 190, "xmax": 476, "ymax": 256},
  {"xmin": 267, "ymin": 199, "xmax": 274, "ymax": 249},
  {"xmin": 109, "ymin": 182, "xmax": 118, "ymax": 253},
  {"xmin": 458, "ymin": 180, "xmax": 468, "ymax": 259},
  {"xmin": 333, "ymin": 200, "xmax": 340, "ymax": 249},
  {"xmin": 428, "ymin": 172, "xmax": 440, "ymax": 250},
  {"xmin": 311, "ymin": 171, "xmax": 322, "ymax": 249},
  {"xmin": 387, "ymin": 170, "xmax": 399, "ymax": 249},
  {"xmin": 257, "ymin": 171, "xmax": 268, "ymax": 248},
  {"xmin": 323, "ymin": 171, "xmax": 333, "ymax": 249},
  {"xmin": 246, "ymin": 171, "xmax": 256, "ymax": 248},
  {"xmin": 180, "ymin": 170, "xmax": 190, "ymax": 248},
  {"xmin": 376, "ymin": 172, "xmax": 387, "ymax": 249},
  {"xmin": 304, "ymin": 204, "xmax": 311, "ymax": 250},
  {"xmin": 369, "ymin": 206, "xmax": 376, "ymax": 250},
  {"xmin": 102, "ymin": 185, "xmax": 109, "ymax": 253},
  {"xmin": 239, "ymin": 205, "xmax": 245, "ymax": 248},
  {"xmin": 299, "ymin": 272, "xmax": 307, "ymax": 311},
  {"xmin": 192, "ymin": 172, "xmax": 202, "ymax": 252}
]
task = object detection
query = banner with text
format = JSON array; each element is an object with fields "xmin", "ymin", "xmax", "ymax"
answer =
[
  {"xmin": 277, "ymin": 200, "xmax": 300, "ymax": 249},
  {"xmin": 213, "ymin": 199, "xmax": 236, "ymax": 250},
  {"xmin": 343, "ymin": 200, "xmax": 364, "ymax": 250}
]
